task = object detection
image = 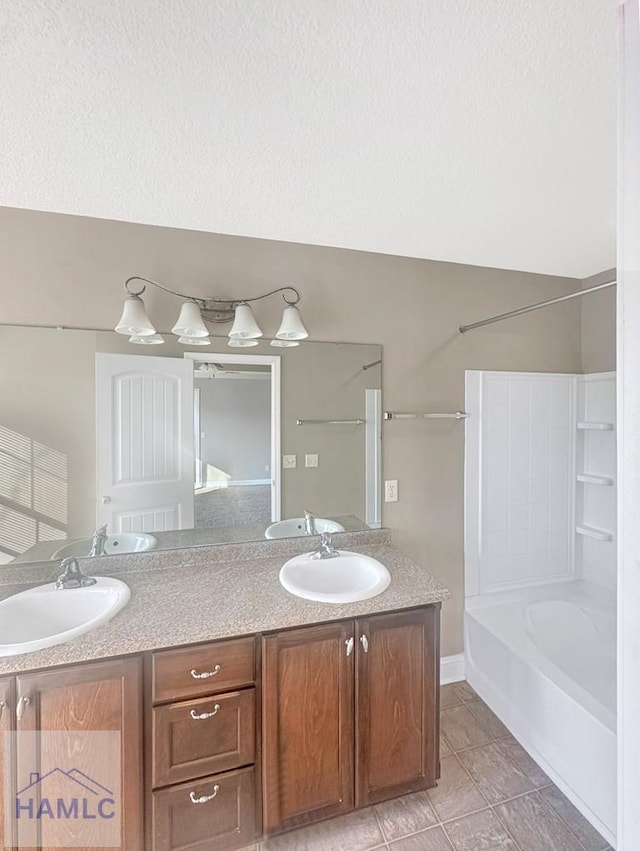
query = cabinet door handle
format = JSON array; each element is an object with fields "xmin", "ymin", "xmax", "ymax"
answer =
[
  {"xmin": 345, "ymin": 637, "xmax": 354, "ymax": 656},
  {"xmin": 190, "ymin": 703, "xmax": 220, "ymax": 720},
  {"xmin": 16, "ymin": 696, "xmax": 31, "ymax": 720},
  {"xmin": 189, "ymin": 785, "xmax": 219, "ymax": 804},
  {"xmin": 360, "ymin": 634, "xmax": 369, "ymax": 653},
  {"xmin": 0, "ymin": 700, "xmax": 5, "ymax": 721},
  {"xmin": 190, "ymin": 665, "xmax": 221, "ymax": 679}
]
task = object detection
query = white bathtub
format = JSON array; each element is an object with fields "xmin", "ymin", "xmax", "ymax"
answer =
[{"xmin": 464, "ymin": 580, "xmax": 617, "ymax": 847}]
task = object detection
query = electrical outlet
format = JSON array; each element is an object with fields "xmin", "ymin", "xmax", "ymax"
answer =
[
  {"xmin": 282, "ymin": 454, "xmax": 297, "ymax": 469},
  {"xmin": 305, "ymin": 454, "xmax": 318, "ymax": 468},
  {"xmin": 385, "ymin": 480, "xmax": 398, "ymax": 502}
]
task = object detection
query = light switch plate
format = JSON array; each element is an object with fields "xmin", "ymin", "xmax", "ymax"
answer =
[
  {"xmin": 282, "ymin": 454, "xmax": 297, "ymax": 469},
  {"xmin": 385, "ymin": 480, "xmax": 398, "ymax": 502},
  {"xmin": 305, "ymin": 454, "xmax": 319, "ymax": 468}
]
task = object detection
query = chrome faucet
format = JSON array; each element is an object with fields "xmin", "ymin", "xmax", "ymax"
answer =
[
  {"xmin": 55, "ymin": 557, "xmax": 97, "ymax": 589},
  {"xmin": 312, "ymin": 532, "xmax": 340, "ymax": 559},
  {"xmin": 304, "ymin": 510, "xmax": 317, "ymax": 536},
  {"xmin": 89, "ymin": 524, "xmax": 108, "ymax": 557}
]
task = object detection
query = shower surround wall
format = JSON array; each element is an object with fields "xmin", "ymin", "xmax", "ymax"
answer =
[{"xmin": 464, "ymin": 369, "xmax": 617, "ymax": 846}]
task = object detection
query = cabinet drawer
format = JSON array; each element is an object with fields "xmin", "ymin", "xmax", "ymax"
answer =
[
  {"xmin": 152, "ymin": 766, "xmax": 256, "ymax": 851},
  {"xmin": 153, "ymin": 689, "xmax": 255, "ymax": 788},
  {"xmin": 152, "ymin": 637, "xmax": 255, "ymax": 703}
]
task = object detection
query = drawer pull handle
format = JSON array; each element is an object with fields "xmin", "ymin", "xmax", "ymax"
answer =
[
  {"xmin": 190, "ymin": 665, "xmax": 221, "ymax": 679},
  {"xmin": 190, "ymin": 703, "xmax": 220, "ymax": 720},
  {"xmin": 360, "ymin": 634, "xmax": 369, "ymax": 653},
  {"xmin": 16, "ymin": 696, "xmax": 31, "ymax": 720},
  {"xmin": 189, "ymin": 785, "xmax": 219, "ymax": 805}
]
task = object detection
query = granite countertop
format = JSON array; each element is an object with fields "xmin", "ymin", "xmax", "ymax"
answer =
[{"xmin": 0, "ymin": 529, "xmax": 450, "ymax": 675}]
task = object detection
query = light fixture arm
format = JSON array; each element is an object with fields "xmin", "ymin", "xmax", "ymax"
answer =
[{"xmin": 123, "ymin": 276, "xmax": 301, "ymax": 323}]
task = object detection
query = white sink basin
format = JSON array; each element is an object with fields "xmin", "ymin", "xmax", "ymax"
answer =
[
  {"xmin": 279, "ymin": 550, "xmax": 391, "ymax": 603},
  {"xmin": 0, "ymin": 577, "xmax": 131, "ymax": 657},
  {"xmin": 265, "ymin": 518, "xmax": 345, "ymax": 539},
  {"xmin": 51, "ymin": 533, "xmax": 157, "ymax": 560}
]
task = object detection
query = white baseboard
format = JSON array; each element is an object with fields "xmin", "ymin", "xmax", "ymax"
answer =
[{"xmin": 440, "ymin": 653, "xmax": 465, "ymax": 685}]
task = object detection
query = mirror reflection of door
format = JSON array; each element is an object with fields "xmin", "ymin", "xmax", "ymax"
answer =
[
  {"xmin": 95, "ymin": 353, "xmax": 195, "ymax": 533},
  {"xmin": 96, "ymin": 353, "xmax": 281, "ymax": 535},
  {"xmin": 192, "ymin": 361, "xmax": 276, "ymax": 532}
]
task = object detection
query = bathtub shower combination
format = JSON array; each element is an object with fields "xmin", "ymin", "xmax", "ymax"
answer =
[{"xmin": 464, "ymin": 370, "xmax": 617, "ymax": 846}]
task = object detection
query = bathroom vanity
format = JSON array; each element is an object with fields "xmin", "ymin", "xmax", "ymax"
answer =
[{"xmin": 0, "ymin": 531, "xmax": 449, "ymax": 850}]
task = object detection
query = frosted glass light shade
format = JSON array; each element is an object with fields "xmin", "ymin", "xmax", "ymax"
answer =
[
  {"xmin": 275, "ymin": 305, "xmax": 308, "ymax": 340},
  {"xmin": 270, "ymin": 339, "xmax": 300, "ymax": 347},
  {"xmin": 172, "ymin": 301, "xmax": 210, "ymax": 338},
  {"xmin": 129, "ymin": 334, "xmax": 164, "ymax": 345},
  {"xmin": 229, "ymin": 303, "xmax": 263, "ymax": 339},
  {"xmin": 178, "ymin": 336, "xmax": 211, "ymax": 346},
  {"xmin": 115, "ymin": 296, "xmax": 156, "ymax": 336},
  {"xmin": 228, "ymin": 338, "xmax": 259, "ymax": 347}
]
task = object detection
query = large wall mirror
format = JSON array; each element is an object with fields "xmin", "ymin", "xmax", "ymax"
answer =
[{"xmin": 0, "ymin": 326, "xmax": 382, "ymax": 566}]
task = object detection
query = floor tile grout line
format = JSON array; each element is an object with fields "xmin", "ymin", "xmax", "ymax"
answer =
[
  {"xmin": 443, "ymin": 686, "xmax": 609, "ymax": 850},
  {"xmin": 371, "ymin": 803, "xmax": 392, "ymax": 846},
  {"xmin": 447, "ymin": 693, "xmax": 609, "ymax": 850},
  {"xmin": 491, "ymin": 797, "xmax": 528, "ymax": 851},
  {"xmin": 534, "ymin": 787, "xmax": 608, "ymax": 851},
  {"xmin": 486, "ymin": 805, "xmax": 525, "ymax": 851},
  {"xmin": 438, "ymin": 820, "xmax": 460, "ymax": 851},
  {"xmin": 433, "ymin": 821, "xmax": 457, "ymax": 851},
  {"xmin": 450, "ymin": 728, "xmax": 549, "ymax": 794},
  {"xmin": 447, "ymin": 731, "xmax": 520, "ymax": 756}
]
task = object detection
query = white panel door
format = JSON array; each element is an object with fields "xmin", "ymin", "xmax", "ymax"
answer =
[{"xmin": 96, "ymin": 353, "xmax": 194, "ymax": 533}]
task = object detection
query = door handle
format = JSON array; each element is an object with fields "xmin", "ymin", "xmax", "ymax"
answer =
[
  {"xmin": 360, "ymin": 634, "xmax": 369, "ymax": 653},
  {"xmin": 0, "ymin": 700, "xmax": 5, "ymax": 721},
  {"xmin": 99, "ymin": 496, "xmax": 112, "ymax": 505},
  {"xmin": 16, "ymin": 696, "xmax": 30, "ymax": 720},
  {"xmin": 345, "ymin": 637, "xmax": 354, "ymax": 656}
]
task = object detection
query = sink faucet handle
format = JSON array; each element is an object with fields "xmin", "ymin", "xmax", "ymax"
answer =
[
  {"xmin": 56, "ymin": 556, "xmax": 97, "ymax": 589},
  {"xmin": 313, "ymin": 532, "xmax": 340, "ymax": 559},
  {"xmin": 89, "ymin": 524, "xmax": 108, "ymax": 557},
  {"xmin": 304, "ymin": 509, "xmax": 317, "ymax": 536}
]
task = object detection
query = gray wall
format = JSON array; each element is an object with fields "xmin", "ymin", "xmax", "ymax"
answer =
[
  {"xmin": 198, "ymin": 376, "xmax": 271, "ymax": 482},
  {"xmin": 581, "ymin": 270, "xmax": 617, "ymax": 373},
  {"xmin": 282, "ymin": 342, "xmax": 380, "ymax": 520},
  {"xmin": 0, "ymin": 205, "xmax": 585, "ymax": 655}
]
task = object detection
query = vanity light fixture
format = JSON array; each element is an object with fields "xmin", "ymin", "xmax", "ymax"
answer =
[
  {"xmin": 114, "ymin": 277, "xmax": 309, "ymax": 348},
  {"xmin": 129, "ymin": 334, "xmax": 165, "ymax": 345},
  {"xmin": 177, "ymin": 336, "xmax": 211, "ymax": 346}
]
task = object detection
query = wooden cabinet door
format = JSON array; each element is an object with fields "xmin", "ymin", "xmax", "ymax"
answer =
[
  {"xmin": 0, "ymin": 676, "xmax": 15, "ymax": 851},
  {"xmin": 355, "ymin": 607, "xmax": 440, "ymax": 807},
  {"xmin": 14, "ymin": 657, "xmax": 143, "ymax": 851},
  {"xmin": 262, "ymin": 621, "xmax": 355, "ymax": 834}
]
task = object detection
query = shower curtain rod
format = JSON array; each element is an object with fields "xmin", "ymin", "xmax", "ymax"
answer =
[{"xmin": 458, "ymin": 281, "xmax": 616, "ymax": 334}]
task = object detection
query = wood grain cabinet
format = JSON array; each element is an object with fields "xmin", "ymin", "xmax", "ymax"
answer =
[
  {"xmin": 149, "ymin": 637, "xmax": 258, "ymax": 851},
  {"xmin": 262, "ymin": 606, "xmax": 440, "ymax": 835},
  {"xmin": 0, "ymin": 677, "xmax": 15, "ymax": 850},
  {"xmin": 7, "ymin": 657, "xmax": 143, "ymax": 851}
]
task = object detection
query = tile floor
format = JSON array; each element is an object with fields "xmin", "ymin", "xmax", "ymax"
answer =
[{"xmin": 244, "ymin": 681, "xmax": 612, "ymax": 851}]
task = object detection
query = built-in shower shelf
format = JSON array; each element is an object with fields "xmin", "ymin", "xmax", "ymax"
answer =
[
  {"xmin": 577, "ymin": 421, "xmax": 614, "ymax": 431},
  {"xmin": 576, "ymin": 525, "xmax": 614, "ymax": 542},
  {"xmin": 576, "ymin": 473, "xmax": 615, "ymax": 486}
]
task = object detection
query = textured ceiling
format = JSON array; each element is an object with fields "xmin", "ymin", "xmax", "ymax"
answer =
[{"xmin": 0, "ymin": 0, "xmax": 617, "ymax": 277}]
